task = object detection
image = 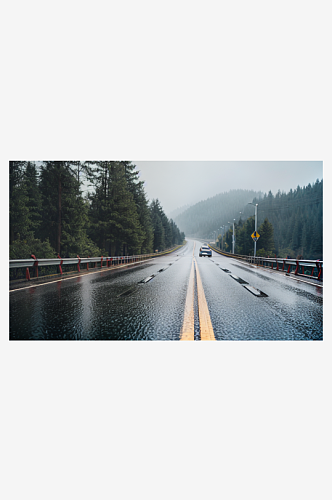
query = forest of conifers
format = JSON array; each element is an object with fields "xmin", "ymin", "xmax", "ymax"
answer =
[
  {"xmin": 174, "ymin": 180, "xmax": 323, "ymax": 260},
  {"xmin": 245, "ymin": 180, "xmax": 323, "ymax": 259},
  {"xmin": 9, "ymin": 161, "xmax": 185, "ymax": 259}
]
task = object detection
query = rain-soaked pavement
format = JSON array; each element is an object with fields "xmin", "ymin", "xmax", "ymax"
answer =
[{"xmin": 9, "ymin": 240, "xmax": 323, "ymax": 340}]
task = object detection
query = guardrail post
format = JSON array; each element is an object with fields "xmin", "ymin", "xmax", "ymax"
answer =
[
  {"xmin": 87, "ymin": 256, "xmax": 89, "ymax": 271},
  {"xmin": 77, "ymin": 255, "xmax": 81, "ymax": 273},
  {"xmin": 282, "ymin": 260, "xmax": 285, "ymax": 271},
  {"xmin": 26, "ymin": 267, "xmax": 30, "ymax": 281},
  {"xmin": 31, "ymin": 254, "xmax": 38, "ymax": 278},
  {"xmin": 316, "ymin": 260, "xmax": 322, "ymax": 281},
  {"xmin": 276, "ymin": 259, "xmax": 279, "ymax": 271},
  {"xmin": 101, "ymin": 256, "xmax": 103, "ymax": 268},
  {"xmin": 295, "ymin": 260, "xmax": 299, "ymax": 276},
  {"xmin": 57, "ymin": 254, "xmax": 63, "ymax": 275}
]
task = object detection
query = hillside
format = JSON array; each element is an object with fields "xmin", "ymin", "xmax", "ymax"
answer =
[
  {"xmin": 174, "ymin": 189, "xmax": 263, "ymax": 238},
  {"xmin": 168, "ymin": 203, "xmax": 192, "ymax": 220}
]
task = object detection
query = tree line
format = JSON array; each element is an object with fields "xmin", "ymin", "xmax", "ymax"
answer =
[
  {"xmin": 219, "ymin": 217, "xmax": 275, "ymax": 257},
  {"xmin": 9, "ymin": 161, "xmax": 185, "ymax": 259},
  {"xmin": 218, "ymin": 179, "xmax": 323, "ymax": 259}
]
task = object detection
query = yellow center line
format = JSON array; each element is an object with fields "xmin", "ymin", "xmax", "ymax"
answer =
[
  {"xmin": 180, "ymin": 241, "xmax": 215, "ymax": 341},
  {"xmin": 195, "ymin": 258, "xmax": 216, "ymax": 341},
  {"xmin": 180, "ymin": 258, "xmax": 195, "ymax": 341}
]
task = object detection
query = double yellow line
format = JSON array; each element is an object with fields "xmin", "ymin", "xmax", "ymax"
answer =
[{"xmin": 180, "ymin": 245, "xmax": 215, "ymax": 341}]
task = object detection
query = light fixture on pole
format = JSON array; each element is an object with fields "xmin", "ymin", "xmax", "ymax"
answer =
[{"xmin": 248, "ymin": 203, "xmax": 258, "ymax": 258}]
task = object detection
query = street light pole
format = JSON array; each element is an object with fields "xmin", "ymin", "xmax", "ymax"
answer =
[
  {"xmin": 228, "ymin": 219, "xmax": 236, "ymax": 254},
  {"xmin": 233, "ymin": 220, "xmax": 235, "ymax": 254},
  {"xmin": 248, "ymin": 203, "xmax": 258, "ymax": 258}
]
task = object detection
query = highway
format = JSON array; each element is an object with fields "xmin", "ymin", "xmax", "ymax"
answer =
[{"xmin": 9, "ymin": 240, "xmax": 323, "ymax": 340}]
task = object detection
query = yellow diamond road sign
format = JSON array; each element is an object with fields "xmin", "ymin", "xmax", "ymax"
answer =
[{"xmin": 251, "ymin": 231, "xmax": 260, "ymax": 241}]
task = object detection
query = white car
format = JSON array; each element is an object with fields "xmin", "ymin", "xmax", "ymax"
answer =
[{"xmin": 199, "ymin": 245, "xmax": 212, "ymax": 257}]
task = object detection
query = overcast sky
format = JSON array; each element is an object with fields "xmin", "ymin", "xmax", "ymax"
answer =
[{"xmin": 133, "ymin": 161, "xmax": 323, "ymax": 216}]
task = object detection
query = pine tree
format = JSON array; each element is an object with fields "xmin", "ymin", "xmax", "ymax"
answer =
[
  {"xmin": 9, "ymin": 161, "xmax": 30, "ymax": 245},
  {"xmin": 87, "ymin": 162, "xmax": 145, "ymax": 255},
  {"xmin": 122, "ymin": 161, "xmax": 154, "ymax": 253},
  {"xmin": 24, "ymin": 161, "xmax": 42, "ymax": 236},
  {"xmin": 257, "ymin": 218, "xmax": 275, "ymax": 255},
  {"xmin": 110, "ymin": 164, "xmax": 144, "ymax": 255},
  {"xmin": 233, "ymin": 216, "xmax": 255, "ymax": 255},
  {"xmin": 150, "ymin": 200, "xmax": 166, "ymax": 251},
  {"xmin": 38, "ymin": 161, "xmax": 90, "ymax": 256}
]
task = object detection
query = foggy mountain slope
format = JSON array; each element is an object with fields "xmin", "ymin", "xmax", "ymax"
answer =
[
  {"xmin": 168, "ymin": 203, "xmax": 192, "ymax": 220},
  {"xmin": 174, "ymin": 189, "xmax": 263, "ymax": 238}
]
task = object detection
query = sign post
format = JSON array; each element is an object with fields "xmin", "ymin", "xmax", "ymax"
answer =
[
  {"xmin": 251, "ymin": 230, "xmax": 260, "ymax": 258},
  {"xmin": 248, "ymin": 203, "xmax": 259, "ymax": 257}
]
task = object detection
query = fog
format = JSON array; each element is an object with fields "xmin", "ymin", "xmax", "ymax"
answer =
[{"xmin": 134, "ymin": 161, "xmax": 323, "ymax": 216}]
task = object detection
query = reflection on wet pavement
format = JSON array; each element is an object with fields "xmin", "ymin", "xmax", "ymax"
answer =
[{"xmin": 10, "ymin": 241, "xmax": 323, "ymax": 341}]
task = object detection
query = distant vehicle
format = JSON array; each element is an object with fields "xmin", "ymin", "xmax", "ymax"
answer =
[{"xmin": 199, "ymin": 244, "xmax": 212, "ymax": 257}]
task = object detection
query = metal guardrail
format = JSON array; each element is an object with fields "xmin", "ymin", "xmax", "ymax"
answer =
[
  {"xmin": 208, "ymin": 245, "xmax": 323, "ymax": 281},
  {"xmin": 9, "ymin": 244, "xmax": 185, "ymax": 282}
]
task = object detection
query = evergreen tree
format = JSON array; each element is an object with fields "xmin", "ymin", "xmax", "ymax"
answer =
[
  {"xmin": 109, "ymin": 164, "xmax": 144, "ymax": 255},
  {"xmin": 9, "ymin": 161, "xmax": 30, "ymax": 245},
  {"xmin": 23, "ymin": 161, "xmax": 42, "ymax": 236},
  {"xmin": 122, "ymin": 161, "xmax": 154, "ymax": 253},
  {"xmin": 230, "ymin": 216, "xmax": 255, "ymax": 255},
  {"xmin": 38, "ymin": 161, "xmax": 90, "ymax": 256},
  {"xmin": 257, "ymin": 218, "xmax": 275, "ymax": 255},
  {"xmin": 150, "ymin": 199, "xmax": 166, "ymax": 251},
  {"xmin": 87, "ymin": 162, "xmax": 144, "ymax": 255},
  {"xmin": 149, "ymin": 200, "xmax": 183, "ymax": 251}
]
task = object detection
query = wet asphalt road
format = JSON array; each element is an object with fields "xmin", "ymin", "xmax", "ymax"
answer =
[{"xmin": 9, "ymin": 240, "xmax": 323, "ymax": 340}]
